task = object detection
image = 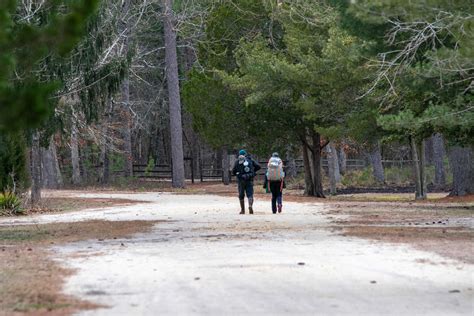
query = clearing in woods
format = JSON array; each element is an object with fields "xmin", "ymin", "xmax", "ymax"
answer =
[{"xmin": 0, "ymin": 186, "xmax": 472, "ymax": 315}]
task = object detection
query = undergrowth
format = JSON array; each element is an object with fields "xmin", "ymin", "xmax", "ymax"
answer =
[{"xmin": 0, "ymin": 192, "xmax": 24, "ymax": 216}]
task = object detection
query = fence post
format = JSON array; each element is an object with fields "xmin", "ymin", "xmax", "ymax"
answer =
[
  {"xmin": 199, "ymin": 157, "xmax": 203, "ymax": 183},
  {"xmin": 190, "ymin": 158, "xmax": 194, "ymax": 184}
]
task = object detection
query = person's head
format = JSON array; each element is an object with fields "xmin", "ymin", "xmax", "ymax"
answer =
[
  {"xmin": 272, "ymin": 152, "xmax": 279, "ymax": 158},
  {"xmin": 239, "ymin": 149, "xmax": 247, "ymax": 156}
]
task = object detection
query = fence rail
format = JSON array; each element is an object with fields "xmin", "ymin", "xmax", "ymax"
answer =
[{"xmin": 114, "ymin": 158, "xmax": 414, "ymax": 183}]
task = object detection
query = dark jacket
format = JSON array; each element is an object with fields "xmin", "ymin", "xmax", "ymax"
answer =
[{"xmin": 232, "ymin": 155, "xmax": 261, "ymax": 181}]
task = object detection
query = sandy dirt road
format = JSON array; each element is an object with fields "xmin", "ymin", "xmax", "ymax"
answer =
[{"xmin": 2, "ymin": 191, "xmax": 473, "ymax": 315}]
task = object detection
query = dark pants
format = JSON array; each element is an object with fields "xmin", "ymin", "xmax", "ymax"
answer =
[
  {"xmin": 238, "ymin": 179, "xmax": 254, "ymax": 200},
  {"xmin": 269, "ymin": 180, "xmax": 283, "ymax": 213}
]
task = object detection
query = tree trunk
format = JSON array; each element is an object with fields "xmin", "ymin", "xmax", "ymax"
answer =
[
  {"xmin": 424, "ymin": 137, "xmax": 434, "ymax": 165},
  {"xmin": 71, "ymin": 121, "xmax": 81, "ymax": 185},
  {"xmin": 79, "ymin": 144, "xmax": 88, "ymax": 183},
  {"xmin": 302, "ymin": 142, "xmax": 314, "ymax": 196},
  {"xmin": 327, "ymin": 142, "xmax": 340, "ymax": 195},
  {"xmin": 192, "ymin": 134, "xmax": 201, "ymax": 183},
  {"xmin": 164, "ymin": 0, "xmax": 185, "ymax": 188},
  {"xmin": 30, "ymin": 131, "xmax": 42, "ymax": 205},
  {"xmin": 448, "ymin": 146, "xmax": 474, "ymax": 196},
  {"xmin": 368, "ymin": 142, "xmax": 385, "ymax": 183},
  {"xmin": 215, "ymin": 148, "xmax": 223, "ymax": 171},
  {"xmin": 222, "ymin": 147, "xmax": 230, "ymax": 185},
  {"xmin": 337, "ymin": 145, "xmax": 347, "ymax": 175},
  {"xmin": 100, "ymin": 102, "xmax": 113, "ymax": 184},
  {"xmin": 432, "ymin": 133, "xmax": 446, "ymax": 190},
  {"xmin": 121, "ymin": 78, "xmax": 134, "ymax": 177},
  {"xmin": 101, "ymin": 134, "xmax": 110, "ymax": 184},
  {"xmin": 121, "ymin": 0, "xmax": 133, "ymax": 177},
  {"xmin": 311, "ymin": 133, "xmax": 325, "ymax": 198},
  {"xmin": 285, "ymin": 149, "xmax": 297, "ymax": 179},
  {"xmin": 42, "ymin": 136, "xmax": 62, "ymax": 189},
  {"xmin": 51, "ymin": 137, "xmax": 63, "ymax": 188},
  {"xmin": 419, "ymin": 139, "xmax": 428, "ymax": 199},
  {"xmin": 411, "ymin": 137, "xmax": 427, "ymax": 200}
]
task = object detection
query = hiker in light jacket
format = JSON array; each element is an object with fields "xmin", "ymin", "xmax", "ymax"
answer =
[
  {"xmin": 232, "ymin": 149, "xmax": 261, "ymax": 214},
  {"xmin": 263, "ymin": 152, "xmax": 285, "ymax": 214}
]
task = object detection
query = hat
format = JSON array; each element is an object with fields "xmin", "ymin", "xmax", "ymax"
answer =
[
  {"xmin": 272, "ymin": 152, "xmax": 279, "ymax": 158},
  {"xmin": 239, "ymin": 149, "xmax": 247, "ymax": 156}
]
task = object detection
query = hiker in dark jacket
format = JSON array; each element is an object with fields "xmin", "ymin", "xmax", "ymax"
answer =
[
  {"xmin": 263, "ymin": 152, "xmax": 285, "ymax": 214},
  {"xmin": 232, "ymin": 149, "xmax": 261, "ymax": 214}
]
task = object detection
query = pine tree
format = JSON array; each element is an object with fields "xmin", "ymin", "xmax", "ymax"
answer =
[
  {"xmin": 0, "ymin": 0, "xmax": 99, "ymax": 131},
  {"xmin": 217, "ymin": 2, "xmax": 369, "ymax": 196},
  {"xmin": 0, "ymin": 132, "xmax": 28, "ymax": 193},
  {"xmin": 353, "ymin": 0, "xmax": 474, "ymax": 196}
]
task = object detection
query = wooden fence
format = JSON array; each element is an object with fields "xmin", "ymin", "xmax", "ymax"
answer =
[{"xmin": 132, "ymin": 158, "xmax": 369, "ymax": 182}]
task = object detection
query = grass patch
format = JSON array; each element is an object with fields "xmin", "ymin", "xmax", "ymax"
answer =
[
  {"xmin": 328, "ymin": 193, "xmax": 448, "ymax": 202},
  {"xmin": 0, "ymin": 220, "xmax": 162, "ymax": 314},
  {"xmin": 24, "ymin": 196, "xmax": 145, "ymax": 216},
  {"xmin": 327, "ymin": 201, "xmax": 473, "ymax": 263},
  {"xmin": 340, "ymin": 226, "xmax": 474, "ymax": 264},
  {"xmin": 0, "ymin": 227, "xmax": 51, "ymax": 242}
]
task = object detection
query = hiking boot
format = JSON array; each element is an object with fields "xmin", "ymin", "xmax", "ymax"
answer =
[
  {"xmin": 249, "ymin": 207, "xmax": 254, "ymax": 215},
  {"xmin": 239, "ymin": 199, "xmax": 245, "ymax": 215},
  {"xmin": 248, "ymin": 198, "xmax": 254, "ymax": 214},
  {"xmin": 278, "ymin": 204, "xmax": 282, "ymax": 213}
]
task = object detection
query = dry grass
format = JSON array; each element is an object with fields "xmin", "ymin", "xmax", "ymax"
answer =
[
  {"xmin": 339, "ymin": 226, "xmax": 473, "ymax": 264},
  {"xmin": 0, "ymin": 220, "xmax": 162, "ymax": 315},
  {"xmin": 326, "ymin": 203, "xmax": 474, "ymax": 264},
  {"xmin": 24, "ymin": 197, "xmax": 144, "ymax": 215}
]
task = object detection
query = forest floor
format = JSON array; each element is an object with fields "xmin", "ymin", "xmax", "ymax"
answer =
[{"xmin": 0, "ymin": 184, "xmax": 472, "ymax": 315}]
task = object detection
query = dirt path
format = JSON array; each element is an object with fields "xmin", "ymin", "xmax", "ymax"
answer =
[{"xmin": 1, "ymin": 191, "xmax": 473, "ymax": 315}]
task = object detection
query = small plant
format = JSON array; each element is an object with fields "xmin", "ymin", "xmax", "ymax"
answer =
[
  {"xmin": 111, "ymin": 153, "xmax": 125, "ymax": 174},
  {"xmin": 0, "ymin": 191, "xmax": 24, "ymax": 216},
  {"xmin": 145, "ymin": 157, "xmax": 155, "ymax": 177}
]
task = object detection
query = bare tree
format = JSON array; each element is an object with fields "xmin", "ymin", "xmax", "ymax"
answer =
[
  {"xmin": 327, "ymin": 142, "xmax": 341, "ymax": 195},
  {"xmin": 120, "ymin": 0, "xmax": 134, "ymax": 177},
  {"xmin": 285, "ymin": 149, "xmax": 298, "ymax": 179},
  {"xmin": 100, "ymin": 101, "xmax": 115, "ymax": 184},
  {"xmin": 366, "ymin": 10, "xmax": 473, "ymax": 97},
  {"xmin": 71, "ymin": 120, "xmax": 82, "ymax": 185},
  {"xmin": 222, "ymin": 147, "xmax": 230, "ymax": 185},
  {"xmin": 30, "ymin": 131, "xmax": 42, "ymax": 205},
  {"xmin": 337, "ymin": 145, "xmax": 347, "ymax": 175},
  {"xmin": 448, "ymin": 146, "xmax": 474, "ymax": 196},
  {"xmin": 164, "ymin": 0, "xmax": 185, "ymax": 188},
  {"xmin": 42, "ymin": 135, "xmax": 63, "ymax": 189},
  {"xmin": 432, "ymin": 133, "xmax": 446, "ymax": 190},
  {"xmin": 367, "ymin": 142, "xmax": 385, "ymax": 183},
  {"xmin": 411, "ymin": 137, "xmax": 427, "ymax": 200}
]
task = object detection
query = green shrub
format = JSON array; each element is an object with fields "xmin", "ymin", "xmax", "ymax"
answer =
[
  {"xmin": 0, "ymin": 192, "xmax": 24, "ymax": 216},
  {"xmin": 0, "ymin": 132, "xmax": 29, "ymax": 192},
  {"xmin": 145, "ymin": 157, "xmax": 155, "ymax": 177},
  {"xmin": 111, "ymin": 153, "xmax": 125, "ymax": 173}
]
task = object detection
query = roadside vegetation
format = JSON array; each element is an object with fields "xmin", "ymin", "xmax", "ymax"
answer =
[{"xmin": 0, "ymin": 220, "xmax": 161, "ymax": 314}]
